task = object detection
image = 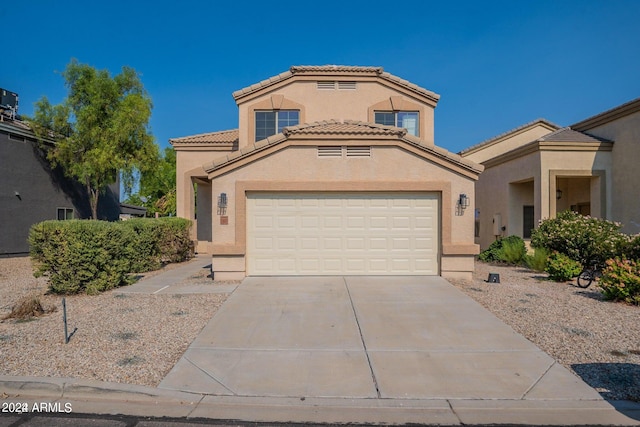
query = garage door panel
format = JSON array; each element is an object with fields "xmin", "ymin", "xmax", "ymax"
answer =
[
  {"xmin": 323, "ymin": 216, "xmax": 342, "ymax": 228},
  {"xmin": 247, "ymin": 193, "xmax": 439, "ymax": 276},
  {"xmin": 300, "ymin": 237, "xmax": 320, "ymax": 250},
  {"xmin": 255, "ymin": 237, "xmax": 273, "ymax": 250}
]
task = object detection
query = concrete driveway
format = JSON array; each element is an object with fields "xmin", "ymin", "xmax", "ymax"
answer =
[{"xmin": 159, "ymin": 275, "xmax": 600, "ymax": 402}]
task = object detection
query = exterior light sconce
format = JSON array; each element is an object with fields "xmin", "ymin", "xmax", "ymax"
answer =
[
  {"xmin": 458, "ymin": 193, "xmax": 470, "ymax": 210},
  {"xmin": 217, "ymin": 193, "xmax": 227, "ymax": 216},
  {"xmin": 556, "ymin": 190, "xmax": 563, "ymax": 200},
  {"xmin": 14, "ymin": 191, "xmax": 21, "ymax": 200}
]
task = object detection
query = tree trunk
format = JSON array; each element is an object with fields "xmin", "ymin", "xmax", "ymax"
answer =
[{"xmin": 86, "ymin": 180, "xmax": 99, "ymax": 220}]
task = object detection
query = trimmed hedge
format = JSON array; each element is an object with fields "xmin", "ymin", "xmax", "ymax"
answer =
[
  {"xmin": 29, "ymin": 218, "xmax": 193, "ymax": 294},
  {"xmin": 121, "ymin": 217, "xmax": 193, "ymax": 273}
]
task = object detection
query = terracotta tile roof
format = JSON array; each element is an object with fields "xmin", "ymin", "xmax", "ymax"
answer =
[
  {"xmin": 232, "ymin": 65, "xmax": 440, "ymax": 103},
  {"xmin": 203, "ymin": 120, "xmax": 482, "ymax": 175},
  {"xmin": 170, "ymin": 129, "xmax": 238, "ymax": 145},
  {"xmin": 538, "ymin": 127, "xmax": 612, "ymax": 143},
  {"xmin": 459, "ymin": 118, "xmax": 560, "ymax": 155},
  {"xmin": 282, "ymin": 119, "xmax": 407, "ymax": 136}
]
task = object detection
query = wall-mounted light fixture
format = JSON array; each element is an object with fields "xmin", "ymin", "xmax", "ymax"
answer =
[
  {"xmin": 217, "ymin": 192, "xmax": 227, "ymax": 215},
  {"xmin": 556, "ymin": 190, "xmax": 563, "ymax": 200},
  {"xmin": 14, "ymin": 191, "xmax": 21, "ymax": 200},
  {"xmin": 458, "ymin": 193, "xmax": 470, "ymax": 210}
]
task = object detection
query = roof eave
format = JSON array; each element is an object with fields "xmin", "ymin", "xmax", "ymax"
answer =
[
  {"xmin": 232, "ymin": 66, "xmax": 440, "ymax": 107},
  {"xmin": 571, "ymin": 97, "xmax": 640, "ymax": 131},
  {"xmin": 203, "ymin": 122, "xmax": 482, "ymax": 179},
  {"xmin": 459, "ymin": 119, "xmax": 560, "ymax": 157}
]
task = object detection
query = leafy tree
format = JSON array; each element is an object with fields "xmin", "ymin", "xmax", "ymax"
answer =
[
  {"xmin": 30, "ymin": 59, "xmax": 158, "ymax": 219},
  {"xmin": 125, "ymin": 147, "xmax": 176, "ymax": 217}
]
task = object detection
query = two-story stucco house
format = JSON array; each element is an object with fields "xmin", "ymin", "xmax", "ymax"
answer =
[
  {"xmin": 460, "ymin": 97, "xmax": 640, "ymax": 250},
  {"xmin": 171, "ymin": 66, "xmax": 483, "ymax": 280}
]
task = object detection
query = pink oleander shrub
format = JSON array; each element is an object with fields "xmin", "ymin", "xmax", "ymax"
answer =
[
  {"xmin": 531, "ymin": 211, "xmax": 629, "ymax": 265},
  {"xmin": 624, "ymin": 234, "xmax": 640, "ymax": 261},
  {"xmin": 599, "ymin": 258, "xmax": 640, "ymax": 305}
]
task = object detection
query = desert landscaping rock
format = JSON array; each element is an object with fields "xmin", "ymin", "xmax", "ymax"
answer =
[
  {"xmin": 0, "ymin": 256, "xmax": 229, "ymax": 387},
  {"xmin": 451, "ymin": 261, "xmax": 640, "ymax": 402},
  {"xmin": 1, "ymin": 256, "xmax": 638, "ymax": 403}
]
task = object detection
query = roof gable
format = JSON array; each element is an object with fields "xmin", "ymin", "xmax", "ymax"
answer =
[
  {"xmin": 203, "ymin": 120, "xmax": 482, "ymax": 179},
  {"xmin": 460, "ymin": 119, "xmax": 560, "ymax": 156},
  {"xmin": 232, "ymin": 65, "xmax": 440, "ymax": 107}
]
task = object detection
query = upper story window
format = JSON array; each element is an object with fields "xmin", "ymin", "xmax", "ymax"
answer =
[
  {"xmin": 255, "ymin": 110, "xmax": 299, "ymax": 141},
  {"xmin": 374, "ymin": 111, "xmax": 419, "ymax": 136}
]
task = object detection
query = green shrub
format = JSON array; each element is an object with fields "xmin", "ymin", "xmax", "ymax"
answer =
[
  {"xmin": 525, "ymin": 247, "xmax": 550, "ymax": 272},
  {"xmin": 545, "ymin": 251, "xmax": 582, "ymax": 282},
  {"xmin": 29, "ymin": 220, "xmax": 135, "ymax": 294},
  {"xmin": 155, "ymin": 217, "xmax": 194, "ymax": 263},
  {"xmin": 29, "ymin": 218, "xmax": 193, "ymax": 294},
  {"xmin": 599, "ymin": 258, "xmax": 640, "ymax": 305},
  {"xmin": 121, "ymin": 217, "xmax": 193, "ymax": 273},
  {"xmin": 531, "ymin": 211, "xmax": 628, "ymax": 265},
  {"xmin": 500, "ymin": 237, "xmax": 527, "ymax": 264},
  {"xmin": 478, "ymin": 235, "xmax": 526, "ymax": 264}
]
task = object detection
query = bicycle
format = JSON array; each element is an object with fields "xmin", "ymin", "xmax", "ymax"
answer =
[{"xmin": 577, "ymin": 262, "xmax": 603, "ymax": 288}]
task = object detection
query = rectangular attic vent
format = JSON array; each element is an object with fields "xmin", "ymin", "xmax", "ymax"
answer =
[
  {"xmin": 338, "ymin": 81, "xmax": 357, "ymax": 90},
  {"xmin": 318, "ymin": 146, "xmax": 342, "ymax": 157},
  {"xmin": 346, "ymin": 146, "xmax": 371, "ymax": 157},
  {"xmin": 317, "ymin": 81, "xmax": 336, "ymax": 90}
]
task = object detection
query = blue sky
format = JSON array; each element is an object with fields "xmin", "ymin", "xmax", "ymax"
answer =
[{"xmin": 3, "ymin": 0, "xmax": 640, "ymax": 154}]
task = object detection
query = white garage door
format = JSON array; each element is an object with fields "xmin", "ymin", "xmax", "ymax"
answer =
[{"xmin": 246, "ymin": 192, "xmax": 439, "ymax": 275}]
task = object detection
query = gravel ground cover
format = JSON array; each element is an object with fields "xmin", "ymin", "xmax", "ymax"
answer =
[
  {"xmin": 1, "ymin": 256, "xmax": 638, "ymax": 401},
  {"xmin": 450, "ymin": 261, "xmax": 640, "ymax": 402},
  {"xmin": 0, "ymin": 256, "xmax": 231, "ymax": 387}
]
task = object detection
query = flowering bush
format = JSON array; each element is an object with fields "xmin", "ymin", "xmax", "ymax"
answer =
[
  {"xmin": 623, "ymin": 234, "xmax": 640, "ymax": 261},
  {"xmin": 599, "ymin": 258, "xmax": 640, "ymax": 305},
  {"xmin": 531, "ymin": 211, "xmax": 628, "ymax": 265},
  {"xmin": 545, "ymin": 251, "xmax": 582, "ymax": 282}
]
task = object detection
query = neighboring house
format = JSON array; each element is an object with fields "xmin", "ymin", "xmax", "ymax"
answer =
[
  {"xmin": 119, "ymin": 203, "xmax": 147, "ymax": 220},
  {"xmin": 0, "ymin": 114, "xmax": 120, "ymax": 256},
  {"xmin": 460, "ymin": 97, "xmax": 640, "ymax": 250},
  {"xmin": 171, "ymin": 65, "xmax": 483, "ymax": 280}
]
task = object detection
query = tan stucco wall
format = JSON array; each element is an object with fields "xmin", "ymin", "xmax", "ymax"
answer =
[
  {"xmin": 473, "ymin": 151, "xmax": 541, "ymax": 250},
  {"xmin": 577, "ymin": 111, "xmax": 640, "ymax": 234},
  {"xmin": 208, "ymin": 143, "xmax": 478, "ymax": 279},
  {"xmin": 473, "ymin": 148, "xmax": 613, "ymax": 250},
  {"xmin": 237, "ymin": 81, "xmax": 435, "ymax": 148},
  {"xmin": 463, "ymin": 124, "xmax": 556, "ymax": 164},
  {"xmin": 540, "ymin": 150, "xmax": 612, "ymax": 222},
  {"xmin": 175, "ymin": 148, "xmax": 233, "ymax": 246}
]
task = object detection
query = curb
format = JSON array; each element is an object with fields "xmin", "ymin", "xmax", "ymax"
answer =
[{"xmin": 2, "ymin": 376, "xmax": 639, "ymax": 425}]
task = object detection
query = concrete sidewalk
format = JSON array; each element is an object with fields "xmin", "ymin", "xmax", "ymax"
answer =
[
  {"xmin": 2, "ymin": 272, "xmax": 639, "ymax": 425},
  {"xmin": 117, "ymin": 254, "xmax": 238, "ymax": 295}
]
